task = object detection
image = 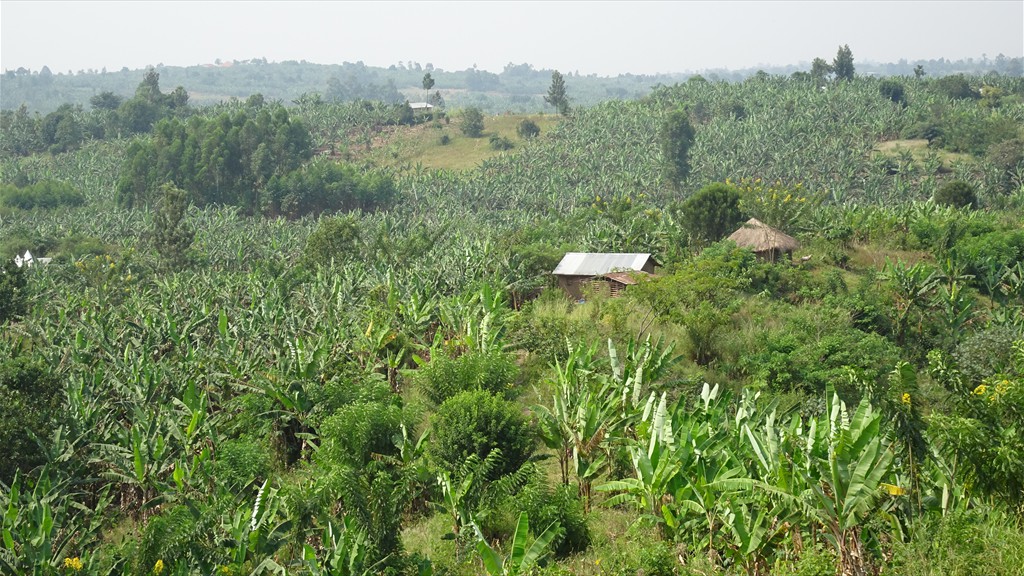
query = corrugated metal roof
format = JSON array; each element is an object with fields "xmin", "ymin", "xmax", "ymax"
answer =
[{"xmin": 552, "ymin": 253, "xmax": 653, "ymax": 276}]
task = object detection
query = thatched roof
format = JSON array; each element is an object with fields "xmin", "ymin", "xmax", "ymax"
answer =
[{"xmin": 727, "ymin": 218, "xmax": 799, "ymax": 252}]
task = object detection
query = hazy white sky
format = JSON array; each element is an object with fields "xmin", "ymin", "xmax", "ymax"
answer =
[{"xmin": 1, "ymin": 1, "xmax": 1022, "ymax": 76}]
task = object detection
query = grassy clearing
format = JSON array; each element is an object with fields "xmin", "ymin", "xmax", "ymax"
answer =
[
  {"xmin": 351, "ymin": 113, "xmax": 562, "ymax": 171},
  {"xmin": 872, "ymin": 138, "xmax": 972, "ymax": 169},
  {"xmin": 848, "ymin": 243, "xmax": 932, "ymax": 271}
]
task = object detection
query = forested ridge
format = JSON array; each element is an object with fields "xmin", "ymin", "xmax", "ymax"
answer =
[
  {"xmin": 2, "ymin": 53, "xmax": 1021, "ymax": 115},
  {"xmin": 1, "ymin": 53, "xmax": 1023, "ymax": 576}
]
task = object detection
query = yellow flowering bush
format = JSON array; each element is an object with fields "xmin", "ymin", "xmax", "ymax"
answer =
[
  {"xmin": 63, "ymin": 557, "xmax": 84, "ymax": 572},
  {"xmin": 74, "ymin": 251, "xmax": 135, "ymax": 304},
  {"xmin": 929, "ymin": 341, "xmax": 1024, "ymax": 507},
  {"xmin": 730, "ymin": 177, "xmax": 822, "ymax": 233}
]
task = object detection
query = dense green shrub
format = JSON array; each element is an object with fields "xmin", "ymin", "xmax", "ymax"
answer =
[
  {"xmin": 737, "ymin": 308, "xmax": 901, "ymax": 398},
  {"xmin": 602, "ymin": 539, "xmax": 677, "ymax": 576},
  {"xmin": 517, "ymin": 118, "xmax": 540, "ymax": 139},
  {"xmin": 460, "ymin": 107, "xmax": 484, "ymax": 137},
  {"xmin": 679, "ymin": 182, "xmax": 743, "ymax": 245},
  {"xmin": 133, "ymin": 502, "xmax": 223, "ymax": 575},
  {"xmin": 934, "ymin": 180, "xmax": 978, "ymax": 209},
  {"xmin": 303, "ymin": 214, "xmax": 363, "ymax": 267},
  {"xmin": 934, "ymin": 74, "xmax": 978, "ymax": 101},
  {"xmin": 417, "ymin": 350, "xmax": 519, "ymax": 405},
  {"xmin": 507, "ymin": 290, "xmax": 589, "ymax": 361},
  {"xmin": 936, "ymin": 112, "xmax": 1019, "ymax": 156},
  {"xmin": 955, "ymin": 327, "xmax": 1019, "ymax": 386},
  {"xmin": 264, "ymin": 158, "xmax": 396, "ymax": 218},
  {"xmin": 928, "ymin": 343, "xmax": 1024, "ymax": 507},
  {"xmin": 950, "ymin": 228, "xmax": 1024, "ymax": 282},
  {"xmin": 0, "ymin": 356, "xmax": 64, "ymax": 483},
  {"xmin": 0, "ymin": 260, "xmax": 28, "ymax": 324},
  {"xmin": 985, "ymin": 137, "xmax": 1024, "ymax": 194},
  {"xmin": 212, "ymin": 436, "xmax": 273, "ymax": 491},
  {"xmin": 772, "ymin": 544, "xmax": 836, "ymax": 576},
  {"xmin": 308, "ymin": 369, "xmax": 393, "ymax": 428},
  {"xmin": 879, "ymin": 79, "xmax": 907, "ymax": 107},
  {"xmin": 489, "ymin": 134, "xmax": 514, "ymax": 150},
  {"xmin": 318, "ymin": 400, "xmax": 404, "ymax": 468},
  {"xmin": 885, "ymin": 509, "xmax": 1024, "ymax": 576},
  {"xmin": 0, "ymin": 179, "xmax": 85, "ymax": 210},
  {"xmin": 518, "ymin": 477, "xmax": 591, "ymax": 557},
  {"xmin": 428, "ymin": 390, "xmax": 535, "ymax": 479}
]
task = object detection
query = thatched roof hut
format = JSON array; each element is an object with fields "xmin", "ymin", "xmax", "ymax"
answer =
[{"xmin": 727, "ymin": 218, "xmax": 799, "ymax": 262}]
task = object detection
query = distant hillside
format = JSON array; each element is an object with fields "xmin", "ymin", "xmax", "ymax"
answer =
[{"xmin": 2, "ymin": 55, "xmax": 1020, "ymax": 114}]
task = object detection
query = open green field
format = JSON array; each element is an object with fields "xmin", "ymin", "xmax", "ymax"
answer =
[{"xmin": 348, "ymin": 113, "xmax": 563, "ymax": 170}]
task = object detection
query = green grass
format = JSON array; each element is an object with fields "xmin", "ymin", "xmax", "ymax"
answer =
[
  {"xmin": 872, "ymin": 138, "xmax": 972, "ymax": 168},
  {"xmin": 351, "ymin": 113, "xmax": 562, "ymax": 171}
]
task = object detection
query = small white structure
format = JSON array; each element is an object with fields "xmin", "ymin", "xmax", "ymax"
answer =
[{"xmin": 13, "ymin": 250, "xmax": 51, "ymax": 268}]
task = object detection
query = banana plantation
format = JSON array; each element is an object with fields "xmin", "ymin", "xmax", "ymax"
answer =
[{"xmin": 1, "ymin": 69, "xmax": 1023, "ymax": 576}]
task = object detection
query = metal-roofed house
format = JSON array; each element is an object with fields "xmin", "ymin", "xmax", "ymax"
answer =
[
  {"xmin": 408, "ymin": 102, "xmax": 435, "ymax": 120},
  {"xmin": 552, "ymin": 252, "xmax": 657, "ymax": 299}
]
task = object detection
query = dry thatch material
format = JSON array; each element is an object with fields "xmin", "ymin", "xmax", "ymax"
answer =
[{"xmin": 728, "ymin": 218, "xmax": 799, "ymax": 253}]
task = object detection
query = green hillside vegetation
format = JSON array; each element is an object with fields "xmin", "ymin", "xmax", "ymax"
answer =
[
  {"xmin": 1, "ymin": 56, "xmax": 1023, "ymax": 575},
  {"xmin": 349, "ymin": 114, "xmax": 562, "ymax": 170}
]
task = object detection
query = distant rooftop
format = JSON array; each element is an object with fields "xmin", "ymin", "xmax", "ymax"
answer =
[{"xmin": 552, "ymin": 252, "xmax": 654, "ymax": 276}]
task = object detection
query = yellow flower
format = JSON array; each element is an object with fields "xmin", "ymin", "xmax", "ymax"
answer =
[
  {"xmin": 972, "ymin": 384, "xmax": 988, "ymax": 396},
  {"xmin": 64, "ymin": 557, "xmax": 84, "ymax": 572},
  {"xmin": 154, "ymin": 559, "xmax": 165, "ymax": 575},
  {"xmin": 881, "ymin": 482, "xmax": 907, "ymax": 496},
  {"xmin": 901, "ymin": 392, "xmax": 911, "ymax": 406}
]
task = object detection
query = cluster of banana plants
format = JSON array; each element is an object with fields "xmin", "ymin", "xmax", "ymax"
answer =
[{"xmin": 529, "ymin": 329, "xmax": 1019, "ymax": 575}]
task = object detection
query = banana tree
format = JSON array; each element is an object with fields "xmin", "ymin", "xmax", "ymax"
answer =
[
  {"xmin": 432, "ymin": 450, "xmax": 515, "ymax": 539},
  {"xmin": 302, "ymin": 516, "xmax": 377, "ymax": 576},
  {"xmin": 533, "ymin": 340, "xmax": 613, "ymax": 510},
  {"xmin": 597, "ymin": 393, "xmax": 684, "ymax": 538},
  {"xmin": 803, "ymin": 388, "xmax": 894, "ymax": 576},
  {"xmin": 222, "ymin": 479, "xmax": 291, "ymax": 574},
  {"xmin": 881, "ymin": 258, "xmax": 939, "ymax": 345},
  {"xmin": 1, "ymin": 468, "xmax": 110, "ymax": 576},
  {"xmin": 473, "ymin": 512, "xmax": 562, "ymax": 576}
]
